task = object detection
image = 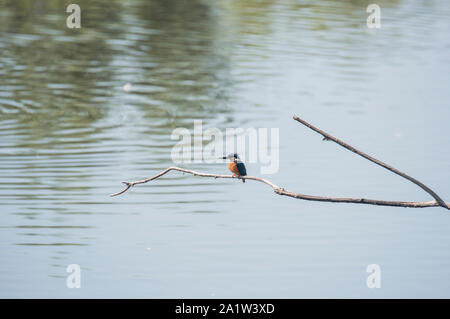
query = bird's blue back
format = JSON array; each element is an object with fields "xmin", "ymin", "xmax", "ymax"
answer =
[{"xmin": 236, "ymin": 162, "xmax": 247, "ymax": 176}]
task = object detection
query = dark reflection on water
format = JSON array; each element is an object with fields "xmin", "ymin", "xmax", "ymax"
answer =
[{"xmin": 1, "ymin": 0, "xmax": 450, "ymax": 297}]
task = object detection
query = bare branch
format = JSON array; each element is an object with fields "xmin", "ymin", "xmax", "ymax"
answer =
[
  {"xmin": 110, "ymin": 116, "xmax": 449, "ymax": 210},
  {"xmin": 293, "ymin": 114, "xmax": 449, "ymax": 210},
  {"xmin": 110, "ymin": 166, "xmax": 279, "ymax": 197},
  {"xmin": 110, "ymin": 166, "xmax": 448, "ymax": 209}
]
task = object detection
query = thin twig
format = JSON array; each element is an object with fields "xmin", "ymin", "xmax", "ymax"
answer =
[
  {"xmin": 110, "ymin": 167, "xmax": 278, "ymax": 197},
  {"xmin": 292, "ymin": 114, "xmax": 449, "ymax": 210}
]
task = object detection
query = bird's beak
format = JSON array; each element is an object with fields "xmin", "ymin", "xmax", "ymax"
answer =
[{"xmin": 221, "ymin": 156, "xmax": 226, "ymax": 159}]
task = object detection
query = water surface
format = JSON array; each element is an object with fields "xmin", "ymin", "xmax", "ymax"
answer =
[{"xmin": 0, "ymin": 0, "xmax": 449, "ymax": 298}]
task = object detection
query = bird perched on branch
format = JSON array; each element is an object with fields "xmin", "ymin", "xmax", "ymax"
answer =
[{"xmin": 222, "ymin": 153, "xmax": 247, "ymax": 183}]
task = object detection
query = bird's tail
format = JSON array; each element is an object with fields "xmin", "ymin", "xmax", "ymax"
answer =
[{"xmin": 242, "ymin": 178, "xmax": 245, "ymax": 183}]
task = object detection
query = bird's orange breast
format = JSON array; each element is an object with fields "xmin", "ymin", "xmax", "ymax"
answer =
[{"xmin": 228, "ymin": 161, "xmax": 241, "ymax": 175}]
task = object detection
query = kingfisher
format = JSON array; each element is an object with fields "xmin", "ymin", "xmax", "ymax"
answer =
[{"xmin": 222, "ymin": 153, "xmax": 247, "ymax": 183}]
